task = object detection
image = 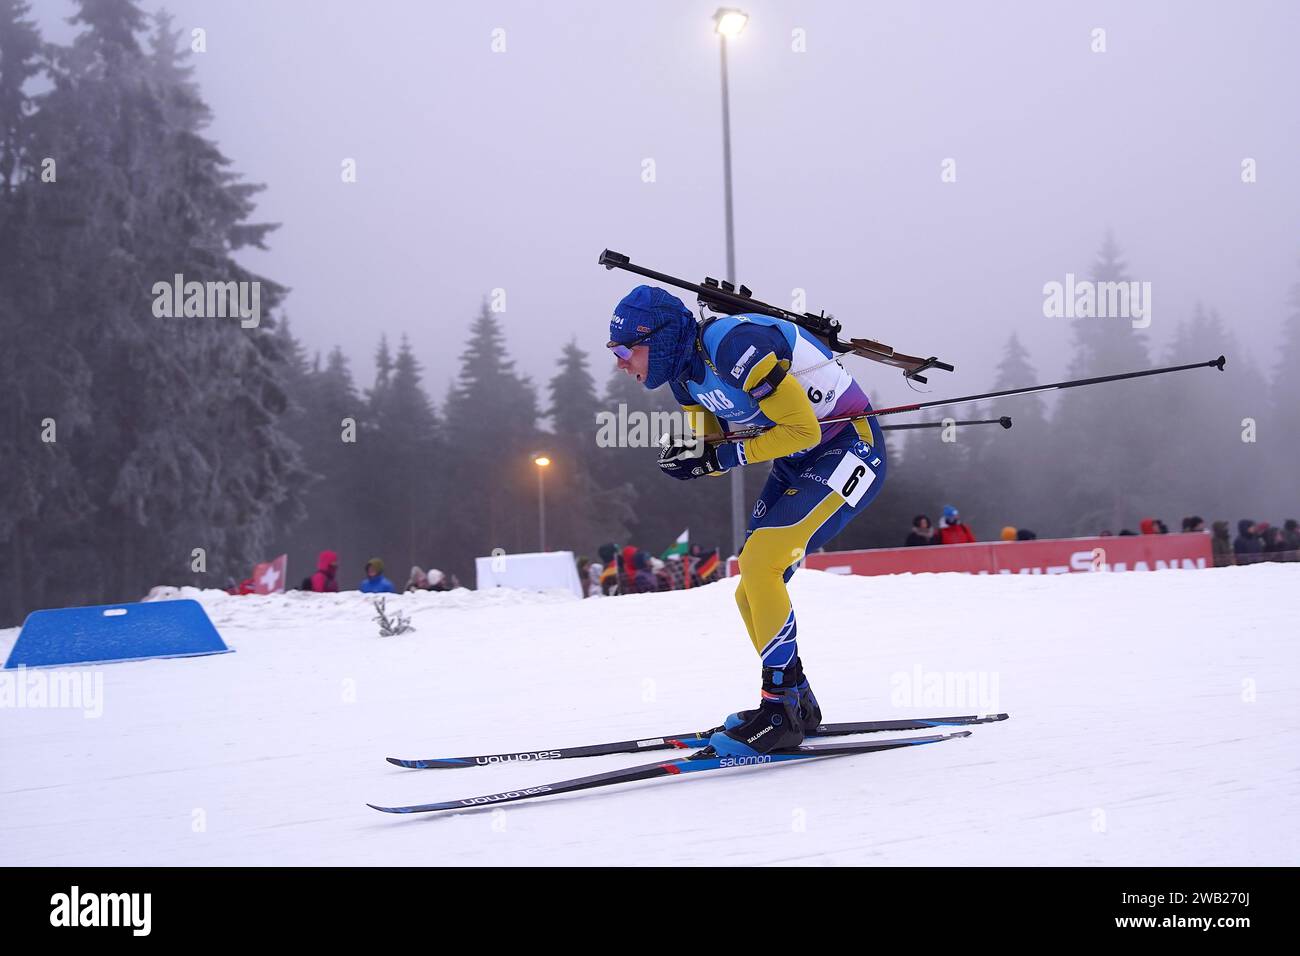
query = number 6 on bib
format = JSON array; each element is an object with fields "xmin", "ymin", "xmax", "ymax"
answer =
[{"xmin": 828, "ymin": 443, "xmax": 880, "ymax": 507}]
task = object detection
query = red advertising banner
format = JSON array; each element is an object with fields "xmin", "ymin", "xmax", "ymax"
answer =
[{"xmin": 726, "ymin": 533, "xmax": 1213, "ymax": 578}]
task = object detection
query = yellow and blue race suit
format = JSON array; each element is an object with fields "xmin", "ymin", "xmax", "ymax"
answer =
[{"xmin": 670, "ymin": 313, "xmax": 887, "ymax": 669}]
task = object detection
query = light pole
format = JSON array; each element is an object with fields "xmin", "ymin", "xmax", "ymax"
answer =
[
  {"xmin": 714, "ymin": 7, "xmax": 749, "ymax": 557},
  {"xmin": 533, "ymin": 455, "xmax": 550, "ymax": 552}
]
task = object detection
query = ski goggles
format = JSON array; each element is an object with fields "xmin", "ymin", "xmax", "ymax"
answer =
[{"xmin": 607, "ymin": 323, "xmax": 666, "ymax": 361}]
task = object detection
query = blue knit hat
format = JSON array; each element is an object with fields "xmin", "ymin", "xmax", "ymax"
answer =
[
  {"xmin": 609, "ymin": 285, "xmax": 696, "ymax": 389},
  {"xmin": 942, "ymin": 504, "xmax": 959, "ymax": 521}
]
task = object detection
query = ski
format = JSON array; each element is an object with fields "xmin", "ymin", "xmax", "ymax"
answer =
[
  {"xmin": 369, "ymin": 730, "xmax": 972, "ymax": 815},
  {"xmin": 387, "ymin": 712, "xmax": 1007, "ymax": 769}
]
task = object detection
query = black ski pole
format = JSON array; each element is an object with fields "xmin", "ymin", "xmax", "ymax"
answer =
[
  {"xmin": 707, "ymin": 356, "xmax": 1225, "ymax": 442},
  {"xmin": 881, "ymin": 417, "xmax": 1012, "ymax": 431},
  {"xmin": 863, "ymin": 355, "xmax": 1225, "ymax": 420}
]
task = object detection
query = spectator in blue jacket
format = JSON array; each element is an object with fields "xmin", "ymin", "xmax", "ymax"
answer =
[{"xmin": 360, "ymin": 557, "xmax": 397, "ymax": 593}]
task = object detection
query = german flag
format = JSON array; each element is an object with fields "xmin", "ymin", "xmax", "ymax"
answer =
[{"xmin": 693, "ymin": 548, "xmax": 720, "ymax": 581}]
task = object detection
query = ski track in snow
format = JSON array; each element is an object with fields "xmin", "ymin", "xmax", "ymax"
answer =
[{"xmin": 1, "ymin": 566, "xmax": 1297, "ymax": 866}]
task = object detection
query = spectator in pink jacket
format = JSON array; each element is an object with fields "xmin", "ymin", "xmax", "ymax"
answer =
[{"xmin": 310, "ymin": 550, "xmax": 339, "ymax": 592}]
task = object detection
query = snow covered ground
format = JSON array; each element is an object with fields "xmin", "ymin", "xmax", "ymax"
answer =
[{"xmin": 2, "ymin": 564, "xmax": 1297, "ymax": 866}]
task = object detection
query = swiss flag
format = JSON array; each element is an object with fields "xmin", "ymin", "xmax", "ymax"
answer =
[{"xmin": 251, "ymin": 554, "xmax": 288, "ymax": 595}]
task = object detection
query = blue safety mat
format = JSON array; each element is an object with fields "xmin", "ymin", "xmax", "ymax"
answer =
[{"xmin": 4, "ymin": 599, "xmax": 232, "ymax": 668}]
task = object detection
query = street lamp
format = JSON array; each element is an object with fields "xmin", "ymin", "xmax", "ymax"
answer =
[
  {"xmin": 714, "ymin": 8, "xmax": 748, "ymax": 37},
  {"xmin": 714, "ymin": 7, "xmax": 748, "ymax": 557},
  {"xmin": 533, "ymin": 455, "xmax": 550, "ymax": 552}
]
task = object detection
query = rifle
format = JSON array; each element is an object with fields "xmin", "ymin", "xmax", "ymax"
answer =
[{"xmin": 599, "ymin": 249, "xmax": 954, "ymax": 384}]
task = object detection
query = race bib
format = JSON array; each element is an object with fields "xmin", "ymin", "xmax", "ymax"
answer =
[{"xmin": 827, "ymin": 446, "xmax": 877, "ymax": 507}]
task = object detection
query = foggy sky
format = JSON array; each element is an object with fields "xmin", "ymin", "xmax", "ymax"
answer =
[{"xmin": 33, "ymin": 0, "xmax": 1300, "ymax": 412}]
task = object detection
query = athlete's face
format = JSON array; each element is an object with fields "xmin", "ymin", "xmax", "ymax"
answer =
[{"xmin": 614, "ymin": 344, "xmax": 651, "ymax": 385}]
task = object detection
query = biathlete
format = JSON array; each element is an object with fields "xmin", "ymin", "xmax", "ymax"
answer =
[{"xmin": 607, "ymin": 285, "xmax": 886, "ymax": 757}]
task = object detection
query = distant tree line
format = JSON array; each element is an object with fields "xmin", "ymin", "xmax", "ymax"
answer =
[{"xmin": 1, "ymin": 0, "xmax": 1296, "ymax": 626}]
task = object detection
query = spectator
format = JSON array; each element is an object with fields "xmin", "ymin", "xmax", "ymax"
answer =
[
  {"xmin": 1211, "ymin": 521, "xmax": 1234, "ymax": 567},
  {"xmin": 663, "ymin": 553, "xmax": 687, "ymax": 590},
  {"xmin": 406, "ymin": 566, "xmax": 429, "ymax": 591},
  {"xmin": 1156, "ymin": 519, "xmax": 1169, "ymax": 534},
  {"xmin": 1098, "ymin": 530, "xmax": 1114, "ymax": 537},
  {"xmin": 621, "ymin": 550, "xmax": 656, "ymax": 593},
  {"xmin": 637, "ymin": 550, "xmax": 659, "ymax": 593},
  {"xmin": 682, "ymin": 544, "xmax": 720, "ymax": 586},
  {"xmin": 597, "ymin": 543, "xmax": 621, "ymax": 595},
  {"xmin": 1283, "ymin": 519, "xmax": 1300, "ymax": 560},
  {"xmin": 309, "ymin": 550, "xmax": 340, "ymax": 593},
  {"xmin": 905, "ymin": 515, "xmax": 938, "ymax": 546},
  {"xmin": 1182, "ymin": 516, "xmax": 1206, "ymax": 533},
  {"xmin": 651, "ymin": 556, "xmax": 672, "ymax": 591},
  {"xmin": 618, "ymin": 545, "xmax": 640, "ymax": 593},
  {"xmin": 1263, "ymin": 527, "xmax": 1288, "ymax": 557},
  {"xmin": 360, "ymin": 557, "xmax": 397, "ymax": 593},
  {"xmin": 578, "ymin": 556, "xmax": 604, "ymax": 596},
  {"xmin": 938, "ymin": 505, "xmax": 976, "ymax": 545},
  {"xmin": 585, "ymin": 561, "xmax": 604, "ymax": 597},
  {"xmin": 1233, "ymin": 520, "xmax": 1263, "ymax": 564},
  {"xmin": 426, "ymin": 568, "xmax": 453, "ymax": 592},
  {"xmin": 1016, "ymin": 528, "xmax": 1038, "ymax": 541},
  {"xmin": 999, "ymin": 526, "xmax": 1017, "ymax": 542},
  {"xmin": 1139, "ymin": 517, "xmax": 1163, "ymax": 535},
  {"xmin": 1118, "ymin": 529, "xmax": 1137, "ymax": 536},
  {"xmin": 599, "ymin": 564, "xmax": 618, "ymax": 595}
]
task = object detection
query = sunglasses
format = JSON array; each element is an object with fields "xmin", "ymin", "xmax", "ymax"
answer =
[{"xmin": 607, "ymin": 323, "xmax": 666, "ymax": 361}]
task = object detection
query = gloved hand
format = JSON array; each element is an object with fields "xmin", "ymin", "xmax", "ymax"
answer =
[{"xmin": 657, "ymin": 436, "xmax": 738, "ymax": 480}]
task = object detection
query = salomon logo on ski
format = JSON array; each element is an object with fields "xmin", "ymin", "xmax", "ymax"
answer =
[{"xmin": 474, "ymin": 752, "xmax": 563, "ymax": 765}]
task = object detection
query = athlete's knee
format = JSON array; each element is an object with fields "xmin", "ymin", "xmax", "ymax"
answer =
[{"xmin": 738, "ymin": 531, "xmax": 801, "ymax": 579}]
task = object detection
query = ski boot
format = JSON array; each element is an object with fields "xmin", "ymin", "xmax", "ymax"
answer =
[
  {"xmin": 709, "ymin": 663, "xmax": 807, "ymax": 757},
  {"xmin": 722, "ymin": 656, "xmax": 822, "ymax": 734}
]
